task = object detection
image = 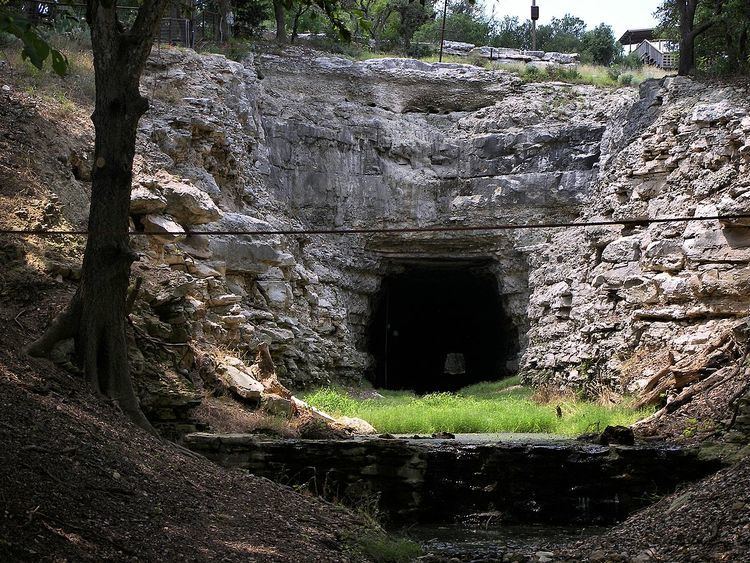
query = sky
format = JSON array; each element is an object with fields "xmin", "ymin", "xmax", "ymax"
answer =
[{"xmin": 483, "ymin": 0, "xmax": 661, "ymax": 40}]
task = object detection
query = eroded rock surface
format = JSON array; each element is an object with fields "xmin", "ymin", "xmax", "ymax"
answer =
[{"xmin": 122, "ymin": 47, "xmax": 750, "ymax": 397}]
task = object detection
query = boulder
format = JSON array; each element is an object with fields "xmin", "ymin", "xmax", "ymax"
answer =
[
  {"xmin": 130, "ymin": 187, "xmax": 167, "ymax": 215},
  {"xmin": 220, "ymin": 365, "xmax": 264, "ymax": 402},
  {"xmin": 337, "ymin": 416, "xmax": 377, "ymax": 435},
  {"xmin": 262, "ymin": 394, "xmax": 295, "ymax": 418},
  {"xmin": 542, "ymin": 52, "xmax": 579, "ymax": 64},
  {"xmin": 470, "ymin": 46, "xmax": 533, "ymax": 62},
  {"xmin": 162, "ymin": 180, "xmax": 221, "ymax": 225},
  {"xmin": 441, "ymin": 40, "xmax": 475, "ymax": 56},
  {"xmin": 257, "ymin": 280, "xmax": 292, "ymax": 307},
  {"xmin": 602, "ymin": 236, "xmax": 642, "ymax": 263},
  {"xmin": 691, "ymin": 100, "xmax": 746, "ymax": 125},
  {"xmin": 642, "ymin": 240, "xmax": 686, "ymax": 272},
  {"xmin": 598, "ymin": 425, "xmax": 635, "ymax": 446},
  {"xmin": 141, "ymin": 215, "xmax": 186, "ymax": 243}
]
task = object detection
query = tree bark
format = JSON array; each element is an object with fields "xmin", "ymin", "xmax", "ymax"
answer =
[
  {"xmin": 28, "ymin": 0, "xmax": 169, "ymax": 432},
  {"xmin": 290, "ymin": 4, "xmax": 309, "ymax": 44},
  {"xmin": 274, "ymin": 0, "xmax": 287, "ymax": 43},
  {"xmin": 678, "ymin": 0, "xmax": 699, "ymax": 75},
  {"xmin": 677, "ymin": 0, "xmax": 725, "ymax": 75},
  {"xmin": 217, "ymin": 0, "xmax": 233, "ymax": 42}
]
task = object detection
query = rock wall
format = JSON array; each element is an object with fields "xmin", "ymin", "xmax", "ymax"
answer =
[
  {"xmin": 124, "ymin": 47, "xmax": 749, "ymax": 394},
  {"xmin": 521, "ymin": 79, "xmax": 750, "ymax": 392},
  {"xmin": 184, "ymin": 433, "xmax": 722, "ymax": 525}
]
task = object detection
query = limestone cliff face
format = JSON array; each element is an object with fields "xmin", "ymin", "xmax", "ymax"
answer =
[
  {"xmin": 131, "ymin": 48, "xmax": 750, "ymax": 392},
  {"xmin": 521, "ymin": 79, "xmax": 750, "ymax": 392}
]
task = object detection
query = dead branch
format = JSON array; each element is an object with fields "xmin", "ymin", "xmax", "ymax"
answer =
[
  {"xmin": 14, "ymin": 307, "xmax": 29, "ymax": 331},
  {"xmin": 634, "ymin": 331, "xmax": 736, "ymax": 409}
]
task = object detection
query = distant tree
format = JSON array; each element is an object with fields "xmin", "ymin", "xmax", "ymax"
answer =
[
  {"xmin": 537, "ymin": 14, "xmax": 586, "ymax": 53},
  {"xmin": 676, "ymin": 0, "xmax": 718, "ymax": 74},
  {"xmin": 233, "ymin": 0, "xmax": 271, "ymax": 37},
  {"xmin": 271, "ymin": 0, "xmax": 351, "ymax": 43},
  {"xmin": 393, "ymin": 0, "xmax": 431, "ymax": 48},
  {"xmin": 348, "ymin": 0, "xmax": 399, "ymax": 45},
  {"xmin": 581, "ymin": 23, "xmax": 620, "ymax": 66},
  {"xmin": 412, "ymin": 0, "xmax": 490, "ymax": 47},
  {"xmin": 712, "ymin": 0, "xmax": 750, "ymax": 73},
  {"xmin": 654, "ymin": 0, "xmax": 750, "ymax": 75},
  {"xmin": 491, "ymin": 16, "xmax": 527, "ymax": 49}
]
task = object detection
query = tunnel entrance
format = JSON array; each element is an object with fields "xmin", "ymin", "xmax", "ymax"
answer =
[{"xmin": 368, "ymin": 261, "xmax": 518, "ymax": 393}]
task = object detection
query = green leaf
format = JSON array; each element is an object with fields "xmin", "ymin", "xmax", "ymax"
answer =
[
  {"xmin": 359, "ymin": 17, "xmax": 372, "ymax": 33},
  {"xmin": 51, "ymin": 49, "xmax": 69, "ymax": 77},
  {"xmin": 0, "ymin": 10, "xmax": 68, "ymax": 76},
  {"xmin": 21, "ymin": 28, "xmax": 51, "ymax": 70}
]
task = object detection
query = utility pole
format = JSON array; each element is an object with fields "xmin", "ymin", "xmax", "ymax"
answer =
[
  {"xmin": 438, "ymin": 0, "xmax": 449, "ymax": 62},
  {"xmin": 531, "ymin": 0, "xmax": 539, "ymax": 51}
]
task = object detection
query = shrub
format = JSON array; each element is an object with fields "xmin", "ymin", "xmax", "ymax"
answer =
[
  {"xmin": 546, "ymin": 66, "xmax": 581, "ymax": 81},
  {"xmin": 619, "ymin": 51, "xmax": 644, "ymax": 70},
  {"xmin": 607, "ymin": 66, "xmax": 621, "ymax": 81},
  {"xmin": 522, "ymin": 64, "xmax": 541, "ymax": 80},
  {"xmin": 619, "ymin": 73, "xmax": 634, "ymax": 86},
  {"xmin": 406, "ymin": 42, "xmax": 432, "ymax": 59}
]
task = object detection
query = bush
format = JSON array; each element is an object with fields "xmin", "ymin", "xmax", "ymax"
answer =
[
  {"xmin": 619, "ymin": 51, "xmax": 644, "ymax": 70},
  {"xmin": 522, "ymin": 64, "xmax": 541, "ymax": 80},
  {"xmin": 406, "ymin": 42, "xmax": 432, "ymax": 59},
  {"xmin": 0, "ymin": 31, "xmax": 15, "ymax": 47},
  {"xmin": 607, "ymin": 66, "xmax": 621, "ymax": 81},
  {"xmin": 618, "ymin": 73, "xmax": 634, "ymax": 86},
  {"xmin": 546, "ymin": 66, "xmax": 581, "ymax": 81}
]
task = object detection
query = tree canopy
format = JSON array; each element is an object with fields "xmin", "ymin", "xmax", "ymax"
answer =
[{"xmin": 656, "ymin": 0, "xmax": 750, "ymax": 75}]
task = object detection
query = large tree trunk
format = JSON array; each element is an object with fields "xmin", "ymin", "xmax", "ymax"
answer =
[
  {"xmin": 28, "ymin": 0, "xmax": 169, "ymax": 432},
  {"xmin": 678, "ymin": 0, "xmax": 699, "ymax": 75},
  {"xmin": 274, "ymin": 0, "xmax": 287, "ymax": 43},
  {"xmin": 677, "ymin": 0, "xmax": 723, "ymax": 75}
]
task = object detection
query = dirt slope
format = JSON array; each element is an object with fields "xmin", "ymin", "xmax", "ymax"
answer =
[{"xmin": 0, "ymin": 299, "xmax": 366, "ymax": 562}]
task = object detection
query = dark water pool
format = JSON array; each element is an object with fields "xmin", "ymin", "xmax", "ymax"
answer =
[{"xmin": 402, "ymin": 518, "xmax": 605, "ymax": 561}]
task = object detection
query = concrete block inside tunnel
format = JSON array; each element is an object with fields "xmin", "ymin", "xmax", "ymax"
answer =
[{"xmin": 367, "ymin": 260, "xmax": 519, "ymax": 392}]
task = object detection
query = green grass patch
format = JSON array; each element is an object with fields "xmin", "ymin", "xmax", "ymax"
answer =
[
  {"xmin": 348, "ymin": 533, "xmax": 423, "ymax": 563},
  {"xmin": 303, "ymin": 377, "xmax": 652, "ymax": 436}
]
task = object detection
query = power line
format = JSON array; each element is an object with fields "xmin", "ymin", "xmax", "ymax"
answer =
[{"xmin": 0, "ymin": 214, "xmax": 746, "ymax": 237}]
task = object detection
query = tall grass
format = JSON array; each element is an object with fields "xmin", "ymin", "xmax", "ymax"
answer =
[
  {"xmin": 303, "ymin": 377, "xmax": 651, "ymax": 436},
  {"xmin": 1, "ymin": 34, "xmax": 95, "ymax": 104},
  {"xmin": 494, "ymin": 62, "xmax": 669, "ymax": 87}
]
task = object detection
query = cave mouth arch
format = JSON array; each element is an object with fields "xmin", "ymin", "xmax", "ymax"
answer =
[{"xmin": 368, "ymin": 260, "xmax": 518, "ymax": 393}]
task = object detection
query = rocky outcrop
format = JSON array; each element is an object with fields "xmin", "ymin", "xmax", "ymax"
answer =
[
  {"xmin": 127, "ymin": 47, "xmax": 632, "ymax": 392},
  {"xmin": 520, "ymin": 78, "xmax": 750, "ymax": 392},
  {"xmin": 441, "ymin": 41, "xmax": 579, "ymax": 67},
  {"xmin": 123, "ymin": 47, "xmax": 750, "ymax": 400}
]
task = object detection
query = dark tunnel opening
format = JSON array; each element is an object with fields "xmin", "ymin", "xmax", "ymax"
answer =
[{"xmin": 368, "ymin": 261, "xmax": 518, "ymax": 393}]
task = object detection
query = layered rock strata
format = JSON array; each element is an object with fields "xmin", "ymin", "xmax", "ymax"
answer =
[{"xmin": 93, "ymin": 47, "xmax": 748, "ymax": 395}]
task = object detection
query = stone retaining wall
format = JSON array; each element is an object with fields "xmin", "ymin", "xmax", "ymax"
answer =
[{"xmin": 185, "ymin": 433, "xmax": 722, "ymax": 526}]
